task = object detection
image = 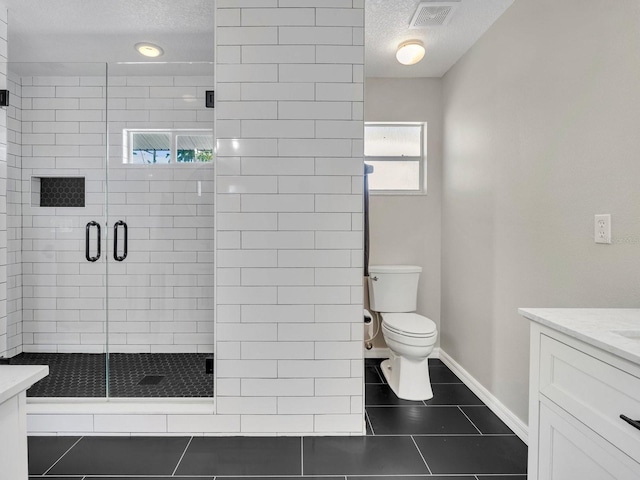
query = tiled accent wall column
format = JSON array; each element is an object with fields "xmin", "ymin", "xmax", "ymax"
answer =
[
  {"xmin": 0, "ymin": 6, "xmax": 8, "ymax": 357},
  {"xmin": 216, "ymin": 1, "xmax": 365, "ymax": 434}
]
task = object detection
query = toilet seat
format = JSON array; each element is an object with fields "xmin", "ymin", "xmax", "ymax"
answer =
[{"xmin": 381, "ymin": 313, "xmax": 436, "ymax": 338}]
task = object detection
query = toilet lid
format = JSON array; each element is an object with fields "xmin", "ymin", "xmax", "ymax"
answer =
[{"xmin": 382, "ymin": 313, "xmax": 437, "ymax": 337}]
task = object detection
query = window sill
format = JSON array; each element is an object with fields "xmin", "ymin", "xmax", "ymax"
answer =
[{"xmin": 370, "ymin": 190, "xmax": 428, "ymax": 196}]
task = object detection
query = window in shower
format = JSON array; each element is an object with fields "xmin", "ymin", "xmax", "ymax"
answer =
[
  {"xmin": 364, "ymin": 122, "xmax": 426, "ymax": 193},
  {"xmin": 124, "ymin": 129, "xmax": 213, "ymax": 164},
  {"xmin": 176, "ymin": 134, "xmax": 214, "ymax": 163}
]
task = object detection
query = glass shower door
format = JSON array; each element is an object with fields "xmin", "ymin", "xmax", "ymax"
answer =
[
  {"xmin": 106, "ymin": 62, "xmax": 215, "ymax": 398},
  {"xmin": 7, "ymin": 62, "xmax": 108, "ymax": 398}
]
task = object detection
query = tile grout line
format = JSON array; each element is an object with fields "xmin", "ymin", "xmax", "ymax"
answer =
[
  {"xmin": 27, "ymin": 473, "xmax": 525, "ymax": 479},
  {"xmin": 373, "ymin": 364, "xmax": 385, "ymax": 383},
  {"xmin": 364, "ymin": 409, "xmax": 375, "ymax": 435},
  {"xmin": 346, "ymin": 433, "xmax": 517, "ymax": 437},
  {"xmin": 366, "ymin": 405, "xmax": 473, "ymax": 408},
  {"xmin": 171, "ymin": 435, "xmax": 194, "ymax": 476},
  {"xmin": 300, "ymin": 436, "xmax": 304, "ymax": 475},
  {"xmin": 410, "ymin": 435, "xmax": 432, "ymax": 475},
  {"xmin": 160, "ymin": 476, "xmax": 476, "ymax": 478},
  {"xmin": 331, "ymin": 476, "xmax": 496, "ymax": 478},
  {"xmin": 42, "ymin": 436, "xmax": 84, "ymax": 476},
  {"xmin": 458, "ymin": 406, "xmax": 483, "ymax": 435}
]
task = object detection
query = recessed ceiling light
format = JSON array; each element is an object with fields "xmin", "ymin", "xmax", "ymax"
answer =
[
  {"xmin": 135, "ymin": 42, "xmax": 164, "ymax": 58},
  {"xmin": 396, "ymin": 41, "xmax": 425, "ymax": 66}
]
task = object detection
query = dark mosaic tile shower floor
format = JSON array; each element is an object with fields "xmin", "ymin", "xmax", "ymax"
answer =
[{"xmin": 9, "ymin": 353, "xmax": 213, "ymax": 397}]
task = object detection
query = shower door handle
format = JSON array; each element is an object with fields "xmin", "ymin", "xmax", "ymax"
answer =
[
  {"xmin": 85, "ymin": 221, "xmax": 101, "ymax": 262},
  {"xmin": 113, "ymin": 220, "xmax": 128, "ymax": 261}
]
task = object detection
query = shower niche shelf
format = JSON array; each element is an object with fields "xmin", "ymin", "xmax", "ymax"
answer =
[{"xmin": 32, "ymin": 176, "xmax": 85, "ymax": 207}]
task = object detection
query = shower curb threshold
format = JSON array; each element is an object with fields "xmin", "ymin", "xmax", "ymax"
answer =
[{"xmin": 27, "ymin": 399, "xmax": 215, "ymax": 415}]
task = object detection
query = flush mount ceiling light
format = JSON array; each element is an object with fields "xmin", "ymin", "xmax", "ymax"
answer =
[
  {"xmin": 396, "ymin": 41, "xmax": 425, "ymax": 66},
  {"xmin": 135, "ymin": 42, "xmax": 164, "ymax": 58}
]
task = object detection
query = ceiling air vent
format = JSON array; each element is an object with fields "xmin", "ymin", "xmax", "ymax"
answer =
[{"xmin": 410, "ymin": 2, "xmax": 460, "ymax": 28}]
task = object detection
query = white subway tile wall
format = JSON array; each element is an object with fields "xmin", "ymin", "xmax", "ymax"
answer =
[
  {"xmin": 6, "ymin": 70, "xmax": 23, "ymax": 358},
  {"xmin": 5, "ymin": 2, "xmax": 366, "ymax": 437},
  {"xmin": 0, "ymin": 8, "xmax": 10, "ymax": 357},
  {"xmin": 17, "ymin": 72, "xmax": 215, "ymax": 353},
  {"xmin": 216, "ymin": 1, "xmax": 365, "ymax": 434}
]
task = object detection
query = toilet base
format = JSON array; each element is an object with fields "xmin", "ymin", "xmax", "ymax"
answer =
[{"xmin": 380, "ymin": 356, "xmax": 433, "ymax": 401}]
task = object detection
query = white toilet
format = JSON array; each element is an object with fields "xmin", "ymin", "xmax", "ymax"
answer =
[{"xmin": 368, "ymin": 265, "xmax": 438, "ymax": 401}]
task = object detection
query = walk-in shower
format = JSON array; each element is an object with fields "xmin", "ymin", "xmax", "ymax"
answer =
[{"xmin": 3, "ymin": 61, "xmax": 215, "ymax": 399}]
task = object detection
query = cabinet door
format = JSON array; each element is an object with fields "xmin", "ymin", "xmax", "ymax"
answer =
[
  {"xmin": 538, "ymin": 400, "xmax": 640, "ymax": 480},
  {"xmin": 539, "ymin": 334, "xmax": 640, "ymax": 460}
]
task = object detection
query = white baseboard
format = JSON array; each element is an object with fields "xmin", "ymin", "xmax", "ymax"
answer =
[{"xmin": 439, "ymin": 349, "xmax": 528, "ymax": 445}]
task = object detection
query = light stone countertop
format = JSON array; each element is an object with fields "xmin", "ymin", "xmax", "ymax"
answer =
[
  {"xmin": 0, "ymin": 365, "xmax": 49, "ymax": 404},
  {"xmin": 519, "ymin": 308, "xmax": 640, "ymax": 366}
]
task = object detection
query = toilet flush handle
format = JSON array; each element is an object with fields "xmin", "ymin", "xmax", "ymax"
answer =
[{"xmin": 371, "ymin": 276, "xmax": 378, "ymax": 281}]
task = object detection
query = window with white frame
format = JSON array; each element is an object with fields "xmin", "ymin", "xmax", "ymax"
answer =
[
  {"xmin": 123, "ymin": 129, "xmax": 214, "ymax": 164},
  {"xmin": 364, "ymin": 123, "xmax": 425, "ymax": 193}
]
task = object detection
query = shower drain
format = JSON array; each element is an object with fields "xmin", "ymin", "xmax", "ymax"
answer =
[{"xmin": 137, "ymin": 375, "xmax": 165, "ymax": 385}]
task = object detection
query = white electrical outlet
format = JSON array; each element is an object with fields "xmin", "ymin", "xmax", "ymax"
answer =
[{"xmin": 595, "ymin": 214, "xmax": 611, "ymax": 244}]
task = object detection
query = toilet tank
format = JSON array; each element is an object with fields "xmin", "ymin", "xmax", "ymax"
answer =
[{"xmin": 368, "ymin": 265, "xmax": 422, "ymax": 313}]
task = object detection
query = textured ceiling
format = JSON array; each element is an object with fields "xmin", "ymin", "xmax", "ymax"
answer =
[
  {"xmin": 366, "ymin": 0, "xmax": 514, "ymax": 78},
  {"xmin": 3, "ymin": 0, "xmax": 215, "ymax": 64},
  {"xmin": 3, "ymin": 0, "xmax": 512, "ymax": 79}
]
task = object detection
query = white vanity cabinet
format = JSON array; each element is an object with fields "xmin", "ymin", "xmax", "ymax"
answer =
[
  {"xmin": 0, "ymin": 365, "xmax": 48, "ymax": 480},
  {"xmin": 521, "ymin": 309, "xmax": 640, "ymax": 480}
]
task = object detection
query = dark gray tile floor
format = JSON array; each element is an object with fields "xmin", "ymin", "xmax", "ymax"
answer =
[
  {"xmin": 175, "ymin": 437, "xmax": 301, "ymax": 476},
  {"xmin": 28, "ymin": 358, "xmax": 527, "ymax": 479}
]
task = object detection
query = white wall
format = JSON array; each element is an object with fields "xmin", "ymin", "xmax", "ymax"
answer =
[
  {"xmin": 215, "ymin": 0, "xmax": 365, "ymax": 435},
  {"xmin": 365, "ymin": 78, "xmax": 442, "ymax": 349},
  {"xmin": 441, "ymin": 0, "xmax": 640, "ymax": 423}
]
